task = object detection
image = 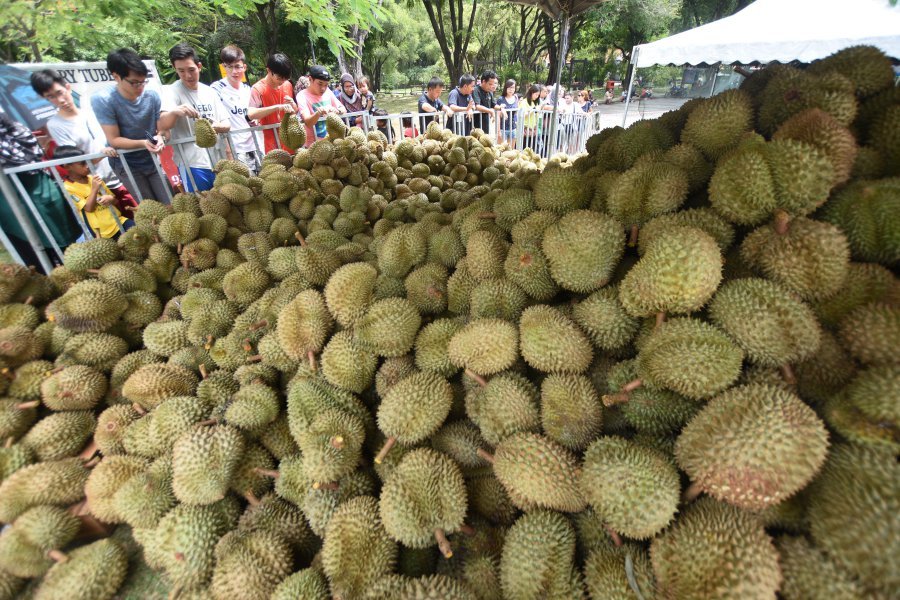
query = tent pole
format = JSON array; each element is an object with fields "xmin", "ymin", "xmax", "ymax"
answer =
[
  {"xmin": 622, "ymin": 46, "xmax": 638, "ymax": 127},
  {"xmin": 708, "ymin": 62, "xmax": 721, "ymax": 97},
  {"xmin": 548, "ymin": 11, "xmax": 570, "ymax": 156}
]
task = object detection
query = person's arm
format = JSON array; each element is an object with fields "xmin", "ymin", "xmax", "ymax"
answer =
[
  {"xmin": 419, "ymin": 101, "xmax": 436, "ymax": 113},
  {"xmin": 80, "ymin": 175, "xmax": 102, "ymax": 213},
  {"xmin": 98, "ymin": 123, "xmax": 162, "ymax": 153},
  {"xmin": 246, "ymin": 87, "xmax": 294, "ymax": 120},
  {"xmin": 212, "ymin": 93, "xmax": 231, "ymax": 133},
  {"xmin": 157, "ymin": 105, "xmax": 193, "ymax": 131}
]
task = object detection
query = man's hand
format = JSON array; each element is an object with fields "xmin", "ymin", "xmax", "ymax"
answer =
[
  {"xmin": 179, "ymin": 104, "xmax": 200, "ymax": 118},
  {"xmin": 101, "ymin": 147, "xmax": 118, "ymax": 158},
  {"xmin": 144, "ymin": 136, "xmax": 164, "ymax": 154},
  {"xmin": 90, "ymin": 175, "xmax": 103, "ymax": 191},
  {"xmin": 281, "ymin": 103, "xmax": 296, "ymax": 115}
]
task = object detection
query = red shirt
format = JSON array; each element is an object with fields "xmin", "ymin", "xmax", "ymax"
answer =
[{"xmin": 250, "ymin": 79, "xmax": 294, "ymax": 154}]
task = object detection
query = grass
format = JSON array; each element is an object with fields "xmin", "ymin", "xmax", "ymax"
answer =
[{"xmin": 374, "ymin": 90, "xmax": 422, "ymax": 115}]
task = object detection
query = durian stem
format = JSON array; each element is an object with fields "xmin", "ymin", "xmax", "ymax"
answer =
[
  {"xmin": 15, "ymin": 400, "xmax": 40, "ymax": 410},
  {"xmin": 773, "ymin": 209, "xmax": 791, "ymax": 235},
  {"xmin": 628, "ymin": 224, "xmax": 639, "ymax": 247},
  {"xmin": 86, "ymin": 269, "xmax": 101, "ymax": 275},
  {"xmin": 780, "ymin": 363, "xmax": 797, "ymax": 386},
  {"xmin": 374, "ymin": 437, "xmax": 397, "ymax": 465},
  {"xmin": 4, "ymin": 437, "xmax": 13, "ymax": 448},
  {"xmin": 198, "ymin": 364, "xmax": 208, "ymax": 380},
  {"xmin": 478, "ymin": 211, "xmax": 497, "ymax": 219},
  {"xmin": 51, "ymin": 365, "xmax": 66, "ymax": 374},
  {"xmin": 23, "ymin": 296, "xmax": 33, "ymax": 306},
  {"xmin": 246, "ymin": 354, "xmax": 263, "ymax": 363},
  {"xmin": 434, "ymin": 528, "xmax": 453, "ymax": 558},
  {"xmin": 464, "ymin": 368, "xmax": 488, "ymax": 387},
  {"xmin": 459, "ymin": 523, "xmax": 476, "ymax": 536},
  {"xmin": 196, "ymin": 419, "xmax": 218, "ymax": 426},
  {"xmin": 168, "ymin": 587, "xmax": 183, "ymax": 600},
  {"xmin": 682, "ymin": 481, "xmax": 703, "ymax": 504},
  {"xmin": 132, "ymin": 402, "xmax": 147, "ymax": 415},
  {"xmin": 330, "ymin": 436, "xmax": 345, "ymax": 449},
  {"xmin": 655, "ymin": 312, "xmax": 666, "ymax": 329},
  {"xmin": 623, "ymin": 379, "xmax": 643, "ymax": 393},
  {"xmin": 243, "ymin": 490, "xmax": 260, "ymax": 506},
  {"xmin": 83, "ymin": 456, "xmax": 101, "ymax": 468},
  {"xmin": 313, "ymin": 481, "xmax": 340, "ymax": 491},
  {"xmin": 604, "ymin": 524, "xmax": 623, "ymax": 547},
  {"xmin": 105, "ymin": 421, "xmax": 118, "ymax": 432},
  {"xmin": 295, "ymin": 232, "xmax": 308, "ymax": 247},
  {"xmin": 308, "ymin": 351, "xmax": 317, "ymax": 372},
  {"xmin": 476, "ymin": 448, "xmax": 495, "ymax": 464},
  {"xmin": 0, "ymin": 368, "xmax": 13, "ymax": 380},
  {"xmin": 177, "ymin": 243, "xmax": 182, "ymax": 254},
  {"xmin": 205, "ymin": 335, "xmax": 213, "ymax": 350},
  {"xmin": 249, "ymin": 319, "xmax": 269, "ymax": 331},
  {"xmin": 47, "ymin": 549, "xmax": 68, "ymax": 563},
  {"xmin": 242, "ymin": 338, "xmax": 253, "ymax": 352},
  {"xmin": 253, "ymin": 468, "xmax": 280, "ymax": 479},
  {"xmin": 79, "ymin": 440, "xmax": 99, "ymax": 460}
]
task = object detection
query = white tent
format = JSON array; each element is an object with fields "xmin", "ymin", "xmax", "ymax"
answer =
[{"xmin": 632, "ymin": 0, "xmax": 900, "ymax": 68}]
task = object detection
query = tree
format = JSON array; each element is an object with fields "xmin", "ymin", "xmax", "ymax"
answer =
[
  {"xmin": 0, "ymin": 0, "xmax": 217, "ymax": 62},
  {"xmin": 418, "ymin": 0, "xmax": 479, "ymax": 85},
  {"xmin": 579, "ymin": 0, "xmax": 682, "ymax": 86},
  {"xmin": 219, "ymin": 0, "xmax": 386, "ymax": 61}
]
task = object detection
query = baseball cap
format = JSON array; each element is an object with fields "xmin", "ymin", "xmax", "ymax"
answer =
[{"xmin": 309, "ymin": 65, "xmax": 331, "ymax": 81}]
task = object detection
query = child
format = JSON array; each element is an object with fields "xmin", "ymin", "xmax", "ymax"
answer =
[
  {"xmin": 401, "ymin": 113, "xmax": 419, "ymax": 138},
  {"xmin": 55, "ymin": 146, "xmax": 134, "ymax": 239},
  {"xmin": 357, "ymin": 76, "xmax": 375, "ymax": 113}
]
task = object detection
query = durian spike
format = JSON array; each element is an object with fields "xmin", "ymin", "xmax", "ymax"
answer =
[
  {"xmin": 249, "ymin": 319, "xmax": 269, "ymax": 331},
  {"xmin": 15, "ymin": 400, "xmax": 40, "ymax": 410},
  {"xmin": 198, "ymin": 364, "xmax": 208, "ymax": 380},
  {"xmin": 243, "ymin": 490, "xmax": 260, "ymax": 506},
  {"xmin": 374, "ymin": 436, "xmax": 397, "ymax": 464},
  {"xmin": 47, "ymin": 550, "xmax": 68, "ymax": 563},
  {"xmin": 434, "ymin": 528, "xmax": 453, "ymax": 558},
  {"xmin": 246, "ymin": 354, "xmax": 263, "ymax": 363},
  {"xmin": 464, "ymin": 368, "xmax": 488, "ymax": 387},
  {"xmin": 780, "ymin": 363, "xmax": 797, "ymax": 385},
  {"xmin": 132, "ymin": 402, "xmax": 147, "ymax": 415},
  {"xmin": 773, "ymin": 209, "xmax": 792, "ymax": 235},
  {"xmin": 682, "ymin": 481, "xmax": 703, "ymax": 504},
  {"xmin": 295, "ymin": 232, "xmax": 308, "ymax": 247},
  {"xmin": 604, "ymin": 524, "xmax": 623, "ymax": 547},
  {"xmin": 330, "ymin": 436, "xmax": 345, "ymax": 450},
  {"xmin": 313, "ymin": 481, "xmax": 340, "ymax": 491},
  {"xmin": 459, "ymin": 523, "xmax": 476, "ymax": 536},
  {"xmin": 655, "ymin": 312, "xmax": 667, "ymax": 329},
  {"xmin": 253, "ymin": 468, "xmax": 280, "ymax": 479},
  {"xmin": 308, "ymin": 351, "xmax": 317, "ymax": 372},
  {"xmin": 628, "ymin": 224, "xmax": 639, "ymax": 247},
  {"xmin": 476, "ymin": 448, "xmax": 495, "ymax": 464}
]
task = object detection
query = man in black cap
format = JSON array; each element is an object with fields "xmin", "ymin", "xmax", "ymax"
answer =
[{"xmin": 296, "ymin": 65, "xmax": 346, "ymax": 147}]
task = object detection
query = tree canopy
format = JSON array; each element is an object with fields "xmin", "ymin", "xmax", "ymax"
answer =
[{"xmin": 0, "ymin": 0, "xmax": 755, "ymax": 90}]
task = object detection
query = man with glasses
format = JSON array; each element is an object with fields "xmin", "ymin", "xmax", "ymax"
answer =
[
  {"xmin": 211, "ymin": 45, "xmax": 260, "ymax": 174},
  {"xmin": 157, "ymin": 43, "xmax": 230, "ymax": 192},
  {"xmin": 248, "ymin": 53, "xmax": 297, "ymax": 154},
  {"xmin": 296, "ymin": 65, "xmax": 345, "ymax": 147},
  {"xmin": 91, "ymin": 47, "xmax": 170, "ymax": 203}
]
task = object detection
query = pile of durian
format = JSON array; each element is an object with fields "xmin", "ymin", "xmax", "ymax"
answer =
[{"xmin": 0, "ymin": 44, "xmax": 898, "ymax": 600}]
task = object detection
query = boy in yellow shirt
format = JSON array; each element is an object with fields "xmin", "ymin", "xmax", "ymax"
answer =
[{"xmin": 55, "ymin": 145, "xmax": 134, "ymax": 239}]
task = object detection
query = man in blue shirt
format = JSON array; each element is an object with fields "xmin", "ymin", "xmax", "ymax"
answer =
[
  {"xmin": 447, "ymin": 74, "xmax": 476, "ymax": 136},
  {"xmin": 417, "ymin": 77, "xmax": 454, "ymax": 128},
  {"xmin": 91, "ymin": 48, "xmax": 170, "ymax": 203}
]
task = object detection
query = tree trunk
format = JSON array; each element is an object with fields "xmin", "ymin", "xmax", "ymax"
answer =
[
  {"xmin": 543, "ymin": 15, "xmax": 558, "ymax": 85},
  {"xmin": 255, "ymin": 1, "xmax": 280, "ymax": 58}
]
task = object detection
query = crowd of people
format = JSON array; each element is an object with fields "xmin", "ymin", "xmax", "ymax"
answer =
[{"xmin": 1, "ymin": 41, "xmax": 607, "ymax": 268}]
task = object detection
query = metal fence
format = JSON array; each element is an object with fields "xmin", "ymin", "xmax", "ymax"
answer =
[{"xmin": 0, "ymin": 106, "xmax": 600, "ymax": 270}]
